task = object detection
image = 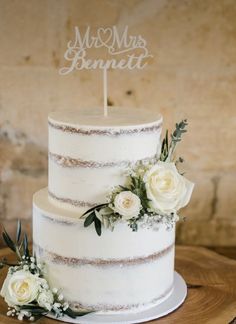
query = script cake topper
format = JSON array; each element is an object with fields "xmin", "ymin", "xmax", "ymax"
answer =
[{"xmin": 59, "ymin": 26, "xmax": 153, "ymax": 116}]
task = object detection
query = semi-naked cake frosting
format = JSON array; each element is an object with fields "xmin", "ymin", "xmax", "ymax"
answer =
[{"xmin": 33, "ymin": 107, "xmax": 175, "ymax": 313}]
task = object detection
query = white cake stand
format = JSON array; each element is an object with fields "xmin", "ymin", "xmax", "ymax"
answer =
[{"xmin": 47, "ymin": 272, "xmax": 187, "ymax": 324}]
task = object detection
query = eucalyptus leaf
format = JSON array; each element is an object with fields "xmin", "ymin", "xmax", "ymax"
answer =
[{"xmin": 164, "ymin": 119, "xmax": 188, "ymax": 162}]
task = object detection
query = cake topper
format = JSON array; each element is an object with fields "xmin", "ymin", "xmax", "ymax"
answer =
[{"xmin": 59, "ymin": 26, "xmax": 152, "ymax": 116}]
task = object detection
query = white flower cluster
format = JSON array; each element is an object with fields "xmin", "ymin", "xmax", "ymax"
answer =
[
  {"xmin": 106, "ymin": 161, "xmax": 194, "ymax": 223},
  {"xmin": 0, "ymin": 260, "xmax": 69, "ymax": 321},
  {"xmin": 91, "ymin": 161, "xmax": 194, "ymax": 235}
]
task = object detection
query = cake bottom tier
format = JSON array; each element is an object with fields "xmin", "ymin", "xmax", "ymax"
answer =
[{"xmin": 33, "ymin": 188, "xmax": 175, "ymax": 314}]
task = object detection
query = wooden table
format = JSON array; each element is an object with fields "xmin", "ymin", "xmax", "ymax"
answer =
[{"xmin": 0, "ymin": 246, "xmax": 236, "ymax": 324}]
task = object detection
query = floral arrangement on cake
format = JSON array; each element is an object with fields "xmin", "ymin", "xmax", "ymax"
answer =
[
  {"xmin": 83, "ymin": 120, "xmax": 194, "ymax": 236},
  {"xmin": 0, "ymin": 222, "xmax": 91, "ymax": 321}
]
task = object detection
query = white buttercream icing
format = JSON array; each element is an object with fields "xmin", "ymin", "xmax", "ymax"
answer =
[
  {"xmin": 33, "ymin": 189, "xmax": 175, "ymax": 313},
  {"xmin": 48, "ymin": 107, "xmax": 162, "ymax": 212},
  {"xmin": 32, "ymin": 107, "xmax": 176, "ymax": 314}
]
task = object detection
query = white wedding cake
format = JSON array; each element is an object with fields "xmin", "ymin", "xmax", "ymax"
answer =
[{"xmin": 33, "ymin": 107, "xmax": 176, "ymax": 313}]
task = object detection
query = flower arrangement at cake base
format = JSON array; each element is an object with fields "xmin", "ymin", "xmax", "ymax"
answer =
[{"xmin": 0, "ymin": 222, "xmax": 91, "ymax": 322}]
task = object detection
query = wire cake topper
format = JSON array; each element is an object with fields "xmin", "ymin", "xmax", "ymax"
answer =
[{"xmin": 59, "ymin": 26, "xmax": 152, "ymax": 116}]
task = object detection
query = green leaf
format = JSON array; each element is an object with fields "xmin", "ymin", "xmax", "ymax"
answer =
[
  {"xmin": 19, "ymin": 239, "xmax": 24, "ymax": 253},
  {"xmin": 24, "ymin": 308, "xmax": 47, "ymax": 314},
  {"xmin": 84, "ymin": 212, "xmax": 95, "ymax": 227},
  {"xmin": 21, "ymin": 304, "xmax": 47, "ymax": 314},
  {"xmin": 129, "ymin": 221, "xmax": 138, "ymax": 232},
  {"xmin": 21, "ymin": 303, "xmax": 41, "ymax": 308},
  {"xmin": 94, "ymin": 217, "xmax": 102, "ymax": 236},
  {"xmin": 2, "ymin": 230, "xmax": 16, "ymax": 252},
  {"xmin": 165, "ymin": 129, "xmax": 169, "ymax": 150},
  {"xmin": 130, "ymin": 176, "xmax": 139, "ymax": 190},
  {"xmin": 82, "ymin": 203, "xmax": 108, "ymax": 217},
  {"xmin": 138, "ymin": 176, "xmax": 142, "ymax": 186},
  {"xmin": 65, "ymin": 307, "xmax": 92, "ymax": 318},
  {"xmin": 23, "ymin": 233, "xmax": 29, "ymax": 257},
  {"xmin": 160, "ymin": 129, "xmax": 169, "ymax": 161},
  {"xmin": 32, "ymin": 315, "xmax": 44, "ymax": 322},
  {"xmin": 119, "ymin": 185, "xmax": 130, "ymax": 191},
  {"xmin": 16, "ymin": 220, "xmax": 21, "ymax": 243}
]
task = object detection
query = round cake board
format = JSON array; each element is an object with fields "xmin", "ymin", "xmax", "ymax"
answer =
[{"xmin": 47, "ymin": 272, "xmax": 187, "ymax": 324}]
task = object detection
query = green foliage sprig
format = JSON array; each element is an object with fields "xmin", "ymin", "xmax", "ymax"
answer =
[
  {"xmin": 82, "ymin": 119, "xmax": 189, "ymax": 236},
  {"xmin": 0, "ymin": 221, "xmax": 29, "ymax": 268},
  {"xmin": 82, "ymin": 173, "xmax": 153, "ymax": 236},
  {"xmin": 0, "ymin": 221, "xmax": 92, "ymax": 321},
  {"xmin": 83, "ymin": 203, "xmax": 108, "ymax": 236},
  {"xmin": 129, "ymin": 175, "xmax": 150, "ymax": 210},
  {"xmin": 160, "ymin": 119, "xmax": 188, "ymax": 162}
]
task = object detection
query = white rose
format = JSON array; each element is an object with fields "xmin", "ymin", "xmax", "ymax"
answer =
[
  {"xmin": 37, "ymin": 289, "xmax": 54, "ymax": 311},
  {"xmin": 144, "ymin": 161, "xmax": 194, "ymax": 214},
  {"xmin": 0, "ymin": 270, "xmax": 40, "ymax": 307},
  {"xmin": 113, "ymin": 191, "xmax": 141, "ymax": 220}
]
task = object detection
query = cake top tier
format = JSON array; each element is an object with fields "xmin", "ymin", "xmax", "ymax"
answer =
[{"xmin": 48, "ymin": 107, "xmax": 162, "ymax": 128}]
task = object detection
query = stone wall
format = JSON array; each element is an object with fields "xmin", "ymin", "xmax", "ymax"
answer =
[{"xmin": 0, "ymin": 0, "xmax": 235, "ymax": 246}]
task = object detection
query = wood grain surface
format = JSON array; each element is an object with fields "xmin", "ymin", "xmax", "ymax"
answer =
[{"xmin": 0, "ymin": 246, "xmax": 235, "ymax": 324}]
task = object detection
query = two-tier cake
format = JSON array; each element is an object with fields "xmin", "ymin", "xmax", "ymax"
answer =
[{"xmin": 33, "ymin": 107, "xmax": 176, "ymax": 313}]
